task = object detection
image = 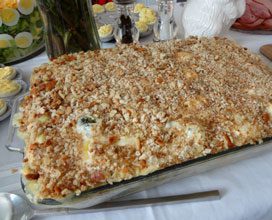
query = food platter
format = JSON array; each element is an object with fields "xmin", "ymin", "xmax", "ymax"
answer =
[{"xmin": 0, "ymin": 66, "xmax": 28, "ymax": 122}]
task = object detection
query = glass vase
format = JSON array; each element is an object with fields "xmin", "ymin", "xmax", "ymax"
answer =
[
  {"xmin": 36, "ymin": 0, "xmax": 100, "ymax": 60},
  {"xmin": 153, "ymin": 0, "xmax": 178, "ymax": 41},
  {"xmin": 113, "ymin": 0, "xmax": 139, "ymax": 44}
]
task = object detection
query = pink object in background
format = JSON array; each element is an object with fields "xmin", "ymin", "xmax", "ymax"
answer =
[{"xmin": 233, "ymin": 0, "xmax": 272, "ymax": 31}]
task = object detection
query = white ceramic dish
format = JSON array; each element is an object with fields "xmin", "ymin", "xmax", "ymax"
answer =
[
  {"xmin": 100, "ymin": 33, "xmax": 115, "ymax": 43},
  {"xmin": 14, "ymin": 69, "xmax": 23, "ymax": 80},
  {"xmin": 139, "ymin": 24, "xmax": 154, "ymax": 37},
  {"xmin": 98, "ymin": 25, "xmax": 115, "ymax": 43},
  {"xmin": 0, "ymin": 101, "xmax": 12, "ymax": 122}
]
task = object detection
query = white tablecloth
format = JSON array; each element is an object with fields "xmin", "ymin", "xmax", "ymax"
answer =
[{"xmin": 1, "ymin": 4, "xmax": 272, "ymax": 220}]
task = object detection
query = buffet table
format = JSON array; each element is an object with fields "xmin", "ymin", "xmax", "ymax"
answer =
[{"xmin": 1, "ymin": 4, "xmax": 272, "ymax": 220}]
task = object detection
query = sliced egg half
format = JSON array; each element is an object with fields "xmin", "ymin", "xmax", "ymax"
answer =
[
  {"xmin": 0, "ymin": 34, "xmax": 13, "ymax": 48},
  {"xmin": 17, "ymin": 0, "xmax": 35, "ymax": 15},
  {"xmin": 93, "ymin": 4, "xmax": 105, "ymax": 14},
  {"xmin": 15, "ymin": 32, "xmax": 33, "ymax": 48},
  {"xmin": 1, "ymin": 8, "xmax": 20, "ymax": 26}
]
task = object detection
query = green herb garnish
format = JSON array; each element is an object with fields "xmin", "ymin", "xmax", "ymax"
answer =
[{"xmin": 81, "ymin": 116, "xmax": 97, "ymax": 124}]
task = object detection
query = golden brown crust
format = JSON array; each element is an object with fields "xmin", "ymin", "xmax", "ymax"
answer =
[{"xmin": 18, "ymin": 37, "xmax": 272, "ymax": 200}]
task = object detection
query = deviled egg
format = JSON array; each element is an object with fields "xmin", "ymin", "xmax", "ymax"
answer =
[
  {"xmin": 0, "ymin": 80, "xmax": 21, "ymax": 98},
  {"xmin": 134, "ymin": 3, "xmax": 145, "ymax": 13},
  {"xmin": 0, "ymin": 99, "xmax": 7, "ymax": 117},
  {"xmin": 139, "ymin": 8, "xmax": 157, "ymax": 25},
  {"xmin": 136, "ymin": 20, "xmax": 149, "ymax": 33},
  {"xmin": 0, "ymin": 66, "xmax": 17, "ymax": 80},
  {"xmin": 105, "ymin": 2, "xmax": 116, "ymax": 12},
  {"xmin": 93, "ymin": 4, "xmax": 105, "ymax": 15},
  {"xmin": 98, "ymin": 24, "xmax": 113, "ymax": 38},
  {"xmin": 139, "ymin": 8, "xmax": 156, "ymax": 17}
]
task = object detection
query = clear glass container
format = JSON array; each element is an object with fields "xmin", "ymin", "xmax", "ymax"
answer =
[
  {"xmin": 153, "ymin": 0, "xmax": 178, "ymax": 41},
  {"xmin": 0, "ymin": 0, "xmax": 44, "ymax": 64},
  {"xmin": 113, "ymin": 0, "xmax": 139, "ymax": 44},
  {"xmin": 36, "ymin": 0, "xmax": 101, "ymax": 60}
]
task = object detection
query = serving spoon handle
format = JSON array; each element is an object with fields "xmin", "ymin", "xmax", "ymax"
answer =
[{"xmin": 35, "ymin": 190, "xmax": 220, "ymax": 217}]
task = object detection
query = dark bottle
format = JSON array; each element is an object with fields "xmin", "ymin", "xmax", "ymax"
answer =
[
  {"xmin": 120, "ymin": 14, "xmax": 134, "ymax": 44},
  {"xmin": 113, "ymin": 0, "xmax": 139, "ymax": 44},
  {"xmin": 37, "ymin": 0, "xmax": 100, "ymax": 60}
]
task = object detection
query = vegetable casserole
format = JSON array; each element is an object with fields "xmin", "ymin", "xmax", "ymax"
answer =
[{"xmin": 15, "ymin": 37, "xmax": 272, "ymax": 202}]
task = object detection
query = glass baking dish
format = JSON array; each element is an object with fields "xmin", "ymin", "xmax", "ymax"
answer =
[{"xmin": 5, "ymin": 93, "xmax": 272, "ymax": 209}]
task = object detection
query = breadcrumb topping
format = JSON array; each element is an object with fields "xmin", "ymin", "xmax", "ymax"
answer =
[{"xmin": 18, "ymin": 37, "xmax": 272, "ymax": 200}]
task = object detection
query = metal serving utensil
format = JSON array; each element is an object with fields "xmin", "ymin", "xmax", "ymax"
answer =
[{"xmin": 0, "ymin": 190, "xmax": 220, "ymax": 220}]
